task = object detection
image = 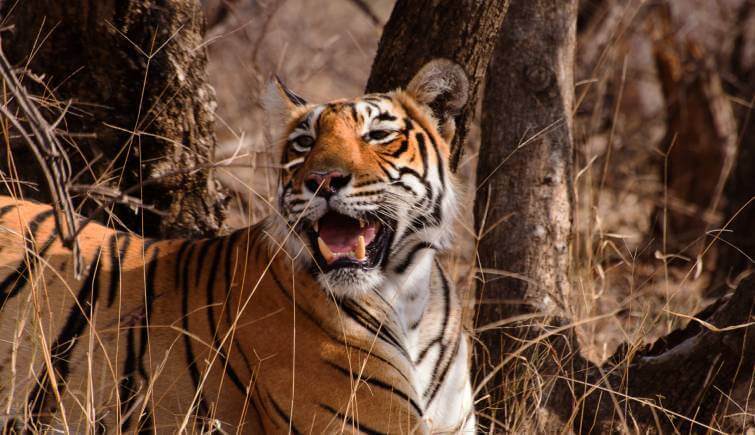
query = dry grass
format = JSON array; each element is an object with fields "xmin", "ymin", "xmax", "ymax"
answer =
[
  {"xmin": 207, "ymin": 0, "xmax": 753, "ymax": 432},
  {"xmin": 0, "ymin": 0, "xmax": 752, "ymax": 432}
]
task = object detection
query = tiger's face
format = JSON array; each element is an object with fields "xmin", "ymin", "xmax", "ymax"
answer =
[{"xmin": 266, "ymin": 60, "xmax": 468, "ymax": 296}]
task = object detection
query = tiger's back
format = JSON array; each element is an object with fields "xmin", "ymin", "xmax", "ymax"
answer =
[{"xmin": 0, "ymin": 196, "xmax": 428, "ymax": 433}]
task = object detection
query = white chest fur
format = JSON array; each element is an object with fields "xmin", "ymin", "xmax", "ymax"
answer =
[{"xmin": 383, "ymin": 249, "xmax": 476, "ymax": 433}]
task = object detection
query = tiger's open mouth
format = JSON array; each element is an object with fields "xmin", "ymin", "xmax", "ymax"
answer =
[{"xmin": 306, "ymin": 211, "xmax": 392, "ymax": 271}]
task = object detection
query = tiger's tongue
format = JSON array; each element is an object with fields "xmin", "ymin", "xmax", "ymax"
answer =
[{"xmin": 319, "ymin": 213, "xmax": 376, "ymax": 253}]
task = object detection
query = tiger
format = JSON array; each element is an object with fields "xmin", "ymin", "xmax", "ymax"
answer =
[{"xmin": 0, "ymin": 59, "xmax": 474, "ymax": 433}]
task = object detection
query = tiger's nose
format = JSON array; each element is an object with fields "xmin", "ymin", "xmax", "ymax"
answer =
[{"xmin": 304, "ymin": 171, "xmax": 352, "ymax": 198}]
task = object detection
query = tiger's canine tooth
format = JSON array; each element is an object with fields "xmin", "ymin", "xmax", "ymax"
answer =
[
  {"xmin": 359, "ymin": 219, "xmax": 365, "ymax": 228},
  {"xmin": 314, "ymin": 221, "xmax": 319, "ymax": 232},
  {"xmin": 355, "ymin": 235, "xmax": 366, "ymax": 260},
  {"xmin": 317, "ymin": 237, "xmax": 334, "ymax": 262}
]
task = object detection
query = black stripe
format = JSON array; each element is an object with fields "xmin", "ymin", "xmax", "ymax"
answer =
[
  {"xmin": 268, "ymin": 393, "xmax": 301, "ymax": 434},
  {"xmin": 390, "ymin": 139, "xmax": 409, "ymax": 158},
  {"xmin": 363, "ymin": 96, "xmax": 386, "ymax": 104},
  {"xmin": 428, "ymin": 132, "xmax": 446, "ymax": 187},
  {"xmin": 431, "ymin": 193, "xmax": 443, "ymax": 224},
  {"xmin": 339, "ymin": 298, "xmax": 411, "ymax": 361},
  {"xmin": 408, "ymin": 315, "xmax": 422, "ymax": 331},
  {"xmin": 253, "ymin": 384, "xmax": 276, "ymax": 427},
  {"xmin": 351, "ymin": 189, "xmax": 384, "ymax": 198},
  {"xmin": 205, "ymin": 237, "xmax": 248, "ymax": 396},
  {"xmin": 415, "ymin": 132, "xmax": 429, "ymax": 180},
  {"xmin": 278, "ymin": 79, "xmax": 307, "ymax": 106},
  {"xmin": 397, "ymin": 165, "xmax": 425, "ymax": 183},
  {"xmin": 29, "ymin": 247, "xmax": 102, "ymax": 422},
  {"xmin": 436, "ymin": 261, "xmax": 452, "ymax": 340},
  {"xmin": 376, "ymin": 111, "xmax": 397, "ymax": 122},
  {"xmin": 375, "ymin": 160, "xmax": 394, "ymax": 180},
  {"xmin": 107, "ymin": 233, "xmax": 120, "ymax": 307},
  {"xmin": 268, "ymin": 266, "xmax": 414, "ymax": 388},
  {"xmin": 223, "ymin": 231, "xmax": 255, "ymax": 377},
  {"xmin": 195, "ymin": 239, "xmax": 214, "ymax": 283},
  {"xmin": 352, "ymin": 180, "xmax": 382, "ymax": 189},
  {"xmin": 393, "ymin": 242, "xmax": 435, "ymax": 274},
  {"xmin": 180, "ymin": 241, "xmax": 210, "ymax": 417},
  {"xmin": 0, "ymin": 210, "xmax": 55, "ymax": 305},
  {"xmin": 0, "ymin": 203, "xmax": 17, "ymax": 219},
  {"xmin": 377, "ymin": 154, "xmax": 400, "ymax": 173},
  {"xmin": 134, "ymin": 247, "xmax": 160, "ymax": 433},
  {"xmin": 107, "ymin": 233, "xmax": 132, "ymax": 307},
  {"xmin": 422, "ymin": 262, "xmax": 455, "ymax": 404},
  {"xmin": 425, "ymin": 332, "xmax": 461, "ymax": 406},
  {"xmin": 320, "ymin": 403, "xmax": 386, "ymax": 435},
  {"xmin": 326, "ymin": 361, "xmax": 423, "ymax": 417},
  {"xmin": 416, "ymin": 263, "xmax": 451, "ymax": 366},
  {"xmin": 390, "ymin": 180, "xmax": 418, "ymax": 195},
  {"xmin": 416, "ymin": 337, "xmax": 441, "ymax": 365},
  {"xmin": 379, "ymin": 228, "xmax": 397, "ymax": 270},
  {"xmin": 376, "ymin": 154, "xmax": 426, "ymax": 190},
  {"xmin": 119, "ymin": 324, "xmax": 139, "ymax": 431},
  {"xmin": 174, "ymin": 241, "xmax": 192, "ymax": 284},
  {"xmin": 55, "ymin": 248, "xmax": 102, "ymax": 378},
  {"xmin": 0, "ymin": 230, "xmax": 58, "ymax": 306},
  {"xmin": 143, "ymin": 237, "xmax": 160, "ymax": 250}
]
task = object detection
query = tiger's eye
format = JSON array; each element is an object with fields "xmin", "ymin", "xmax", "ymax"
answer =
[
  {"xmin": 294, "ymin": 135, "xmax": 314, "ymax": 148},
  {"xmin": 367, "ymin": 130, "xmax": 392, "ymax": 141}
]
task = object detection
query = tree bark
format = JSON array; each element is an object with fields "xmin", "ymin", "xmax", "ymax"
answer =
[
  {"xmin": 473, "ymin": 1, "xmax": 754, "ymax": 432},
  {"xmin": 473, "ymin": 0, "xmax": 577, "ymax": 427},
  {"xmin": 0, "ymin": 0, "xmax": 225, "ymax": 238},
  {"xmin": 364, "ymin": 0, "xmax": 510, "ymax": 171},
  {"xmin": 571, "ymin": 276, "xmax": 754, "ymax": 433}
]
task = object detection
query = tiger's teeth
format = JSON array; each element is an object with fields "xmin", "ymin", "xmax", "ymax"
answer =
[
  {"xmin": 355, "ymin": 235, "xmax": 366, "ymax": 261},
  {"xmin": 314, "ymin": 221, "xmax": 319, "ymax": 232},
  {"xmin": 359, "ymin": 219, "xmax": 365, "ymax": 228},
  {"xmin": 317, "ymin": 237, "xmax": 334, "ymax": 262}
]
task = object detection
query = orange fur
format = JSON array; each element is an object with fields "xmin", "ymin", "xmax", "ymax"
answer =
[
  {"xmin": 0, "ymin": 59, "xmax": 472, "ymax": 433},
  {"xmin": 0, "ymin": 197, "xmax": 424, "ymax": 432}
]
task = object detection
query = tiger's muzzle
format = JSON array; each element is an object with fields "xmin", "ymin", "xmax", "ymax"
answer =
[{"xmin": 298, "ymin": 170, "xmax": 395, "ymax": 274}]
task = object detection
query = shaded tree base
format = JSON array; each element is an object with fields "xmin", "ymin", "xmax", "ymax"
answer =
[{"xmin": 479, "ymin": 276, "xmax": 754, "ymax": 433}]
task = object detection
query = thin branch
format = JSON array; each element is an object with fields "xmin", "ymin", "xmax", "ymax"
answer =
[
  {"xmin": 345, "ymin": 0, "xmax": 382, "ymax": 27},
  {"xmin": 0, "ymin": 40, "xmax": 83, "ymax": 278}
]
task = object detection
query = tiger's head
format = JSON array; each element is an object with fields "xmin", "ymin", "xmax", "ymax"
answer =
[{"xmin": 266, "ymin": 60, "xmax": 468, "ymax": 297}]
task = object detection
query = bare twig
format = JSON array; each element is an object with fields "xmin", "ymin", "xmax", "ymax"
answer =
[
  {"xmin": 345, "ymin": 0, "xmax": 382, "ymax": 27},
  {"xmin": 68, "ymin": 184, "xmax": 167, "ymax": 216},
  {"xmin": 0, "ymin": 39, "xmax": 83, "ymax": 278}
]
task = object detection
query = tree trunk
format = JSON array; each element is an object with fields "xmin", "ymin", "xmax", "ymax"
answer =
[
  {"xmin": 651, "ymin": 4, "xmax": 737, "ymax": 255},
  {"xmin": 0, "ymin": 0, "xmax": 225, "ymax": 238},
  {"xmin": 473, "ymin": 0, "xmax": 577, "ymax": 428},
  {"xmin": 710, "ymin": 1, "xmax": 755, "ymax": 296},
  {"xmin": 473, "ymin": 1, "xmax": 754, "ymax": 432},
  {"xmin": 365, "ymin": 0, "xmax": 510, "ymax": 171}
]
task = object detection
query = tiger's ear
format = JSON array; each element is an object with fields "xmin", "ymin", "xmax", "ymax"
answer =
[
  {"xmin": 263, "ymin": 75, "xmax": 308, "ymax": 117},
  {"xmin": 406, "ymin": 59, "xmax": 469, "ymax": 143},
  {"xmin": 263, "ymin": 76, "xmax": 308, "ymax": 148}
]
